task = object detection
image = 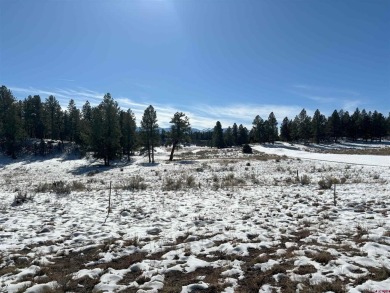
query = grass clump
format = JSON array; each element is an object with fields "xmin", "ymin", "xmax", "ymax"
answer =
[
  {"xmin": 35, "ymin": 181, "xmax": 86, "ymax": 195},
  {"xmin": 12, "ymin": 191, "xmax": 33, "ymax": 206},
  {"xmin": 163, "ymin": 177, "xmax": 183, "ymax": 191},
  {"xmin": 318, "ymin": 176, "xmax": 339, "ymax": 189},
  {"xmin": 123, "ymin": 175, "xmax": 147, "ymax": 191},
  {"xmin": 300, "ymin": 174, "xmax": 311, "ymax": 185}
]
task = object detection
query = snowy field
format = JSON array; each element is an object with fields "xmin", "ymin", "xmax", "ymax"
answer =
[{"xmin": 0, "ymin": 142, "xmax": 389, "ymax": 293}]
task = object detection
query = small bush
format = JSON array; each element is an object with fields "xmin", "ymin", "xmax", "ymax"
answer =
[
  {"xmin": 12, "ymin": 191, "xmax": 33, "ymax": 206},
  {"xmin": 311, "ymin": 251, "xmax": 335, "ymax": 264},
  {"xmin": 242, "ymin": 144, "xmax": 253, "ymax": 154},
  {"xmin": 52, "ymin": 181, "xmax": 71, "ymax": 195},
  {"xmin": 300, "ymin": 174, "xmax": 311, "ymax": 185},
  {"xmin": 318, "ymin": 176, "xmax": 339, "ymax": 189},
  {"xmin": 163, "ymin": 177, "xmax": 182, "ymax": 191},
  {"xmin": 36, "ymin": 181, "xmax": 71, "ymax": 195},
  {"xmin": 71, "ymin": 181, "xmax": 86, "ymax": 191},
  {"xmin": 124, "ymin": 176, "xmax": 147, "ymax": 191},
  {"xmin": 185, "ymin": 175, "xmax": 196, "ymax": 188}
]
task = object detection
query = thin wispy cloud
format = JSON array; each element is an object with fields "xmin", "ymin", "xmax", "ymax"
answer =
[
  {"xmin": 293, "ymin": 85, "xmax": 360, "ymax": 96},
  {"xmin": 291, "ymin": 84, "xmax": 364, "ymax": 114}
]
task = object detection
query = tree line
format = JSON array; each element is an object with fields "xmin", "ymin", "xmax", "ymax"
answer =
[{"xmin": 1, "ymin": 85, "xmax": 389, "ymax": 163}]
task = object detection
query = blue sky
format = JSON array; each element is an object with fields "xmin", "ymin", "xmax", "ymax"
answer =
[{"xmin": 1, "ymin": 0, "xmax": 389, "ymax": 129}]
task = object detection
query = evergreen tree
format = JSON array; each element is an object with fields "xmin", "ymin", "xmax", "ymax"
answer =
[
  {"xmin": 212, "ymin": 121, "xmax": 224, "ymax": 148},
  {"xmin": 280, "ymin": 117, "xmax": 292, "ymax": 142},
  {"xmin": 23, "ymin": 95, "xmax": 45, "ymax": 139},
  {"xmin": 350, "ymin": 108, "xmax": 361, "ymax": 141},
  {"xmin": 80, "ymin": 100, "xmax": 92, "ymax": 149},
  {"xmin": 120, "ymin": 109, "xmax": 137, "ymax": 160},
  {"xmin": 67, "ymin": 99, "xmax": 81, "ymax": 143},
  {"xmin": 327, "ymin": 110, "xmax": 341, "ymax": 142},
  {"xmin": 90, "ymin": 93, "xmax": 121, "ymax": 166},
  {"xmin": 290, "ymin": 116, "xmax": 300, "ymax": 141},
  {"xmin": 224, "ymin": 126, "xmax": 234, "ymax": 147},
  {"xmin": 169, "ymin": 112, "xmax": 191, "ymax": 161},
  {"xmin": 252, "ymin": 115, "xmax": 264, "ymax": 143},
  {"xmin": 312, "ymin": 109, "xmax": 326, "ymax": 144},
  {"xmin": 43, "ymin": 95, "xmax": 62, "ymax": 140},
  {"xmin": 339, "ymin": 110, "xmax": 350, "ymax": 139},
  {"xmin": 371, "ymin": 111, "xmax": 387, "ymax": 142},
  {"xmin": 0, "ymin": 86, "xmax": 24, "ymax": 158},
  {"xmin": 140, "ymin": 105, "xmax": 159, "ymax": 163},
  {"xmin": 232, "ymin": 123, "xmax": 238, "ymax": 146},
  {"xmin": 267, "ymin": 112, "xmax": 278, "ymax": 144},
  {"xmin": 360, "ymin": 109, "xmax": 371, "ymax": 141},
  {"xmin": 237, "ymin": 124, "xmax": 249, "ymax": 145},
  {"xmin": 297, "ymin": 109, "xmax": 312, "ymax": 142}
]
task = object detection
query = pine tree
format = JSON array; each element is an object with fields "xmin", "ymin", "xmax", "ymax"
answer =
[
  {"xmin": 67, "ymin": 99, "xmax": 81, "ymax": 143},
  {"xmin": 169, "ymin": 112, "xmax": 191, "ymax": 161},
  {"xmin": 0, "ymin": 86, "xmax": 24, "ymax": 158},
  {"xmin": 371, "ymin": 111, "xmax": 387, "ymax": 142},
  {"xmin": 90, "ymin": 93, "xmax": 121, "ymax": 166},
  {"xmin": 312, "ymin": 109, "xmax": 326, "ymax": 144},
  {"xmin": 212, "ymin": 121, "xmax": 224, "ymax": 148},
  {"xmin": 44, "ymin": 95, "xmax": 62, "ymax": 140},
  {"xmin": 141, "ymin": 105, "xmax": 159, "ymax": 163},
  {"xmin": 80, "ymin": 100, "xmax": 92, "ymax": 150},
  {"xmin": 280, "ymin": 117, "xmax": 292, "ymax": 142},
  {"xmin": 252, "ymin": 115, "xmax": 264, "ymax": 143},
  {"xmin": 267, "ymin": 112, "xmax": 278, "ymax": 144},
  {"xmin": 339, "ymin": 110, "xmax": 349, "ymax": 139},
  {"xmin": 232, "ymin": 123, "xmax": 238, "ymax": 146},
  {"xmin": 360, "ymin": 109, "xmax": 371, "ymax": 141},
  {"xmin": 327, "ymin": 110, "xmax": 341, "ymax": 142},
  {"xmin": 350, "ymin": 108, "xmax": 361, "ymax": 141},
  {"xmin": 297, "ymin": 109, "xmax": 312, "ymax": 142},
  {"xmin": 23, "ymin": 95, "xmax": 45, "ymax": 139},
  {"xmin": 224, "ymin": 126, "xmax": 234, "ymax": 147},
  {"xmin": 120, "ymin": 109, "xmax": 137, "ymax": 160},
  {"xmin": 237, "ymin": 124, "xmax": 249, "ymax": 145}
]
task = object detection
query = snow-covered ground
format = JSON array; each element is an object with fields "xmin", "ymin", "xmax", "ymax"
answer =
[
  {"xmin": 253, "ymin": 142, "xmax": 390, "ymax": 167},
  {"xmin": 0, "ymin": 142, "xmax": 389, "ymax": 292}
]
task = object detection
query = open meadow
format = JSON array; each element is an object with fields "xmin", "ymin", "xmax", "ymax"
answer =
[{"xmin": 1, "ymin": 142, "xmax": 390, "ymax": 293}]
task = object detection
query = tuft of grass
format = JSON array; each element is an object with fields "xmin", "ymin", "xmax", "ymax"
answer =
[
  {"xmin": 12, "ymin": 191, "xmax": 33, "ymax": 206},
  {"xmin": 310, "ymin": 251, "xmax": 335, "ymax": 265},
  {"xmin": 123, "ymin": 175, "xmax": 147, "ymax": 191},
  {"xmin": 318, "ymin": 176, "xmax": 339, "ymax": 189},
  {"xmin": 300, "ymin": 174, "xmax": 311, "ymax": 185},
  {"xmin": 163, "ymin": 177, "xmax": 182, "ymax": 191}
]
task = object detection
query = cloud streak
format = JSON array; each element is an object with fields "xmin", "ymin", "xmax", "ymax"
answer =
[{"xmin": 291, "ymin": 84, "xmax": 363, "ymax": 114}]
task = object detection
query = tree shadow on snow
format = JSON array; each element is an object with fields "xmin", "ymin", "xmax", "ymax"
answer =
[
  {"xmin": 259, "ymin": 143, "xmax": 300, "ymax": 151},
  {"xmin": 178, "ymin": 160, "xmax": 196, "ymax": 165},
  {"xmin": 69, "ymin": 159, "xmax": 135, "ymax": 175},
  {"xmin": 138, "ymin": 162, "xmax": 160, "ymax": 167}
]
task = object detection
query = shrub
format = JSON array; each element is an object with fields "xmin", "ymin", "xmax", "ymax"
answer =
[
  {"xmin": 242, "ymin": 144, "xmax": 253, "ymax": 154},
  {"xmin": 12, "ymin": 191, "xmax": 33, "ymax": 206},
  {"xmin": 163, "ymin": 177, "xmax": 182, "ymax": 191},
  {"xmin": 71, "ymin": 181, "xmax": 86, "ymax": 191},
  {"xmin": 124, "ymin": 176, "xmax": 147, "ymax": 191},
  {"xmin": 185, "ymin": 175, "xmax": 196, "ymax": 188},
  {"xmin": 300, "ymin": 174, "xmax": 311, "ymax": 185},
  {"xmin": 52, "ymin": 181, "xmax": 71, "ymax": 195},
  {"xmin": 36, "ymin": 181, "xmax": 71, "ymax": 194},
  {"xmin": 318, "ymin": 176, "xmax": 339, "ymax": 189}
]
